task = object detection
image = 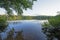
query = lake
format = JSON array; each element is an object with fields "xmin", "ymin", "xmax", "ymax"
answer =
[{"xmin": 1, "ymin": 20, "xmax": 48, "ymax": 40}]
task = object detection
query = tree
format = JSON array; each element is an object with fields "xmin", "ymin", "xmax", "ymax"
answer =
[
  {"xmin": 42, "ymin": 15, "xmax": 60, "ymax": 40},
  {"xmin": 0, "ymin": 16, "xmax": 8, "ymax": 32},
  {"xmin": 0, "ymin": 16, "xmax": 8, "ymax": 40},
  {"xmin": 0, "ymin": 0, "xmax": 36, "ymax": 15},
  {"xmin": 56, "ymin": 11, "xmax": 60, "ymax": 16}
]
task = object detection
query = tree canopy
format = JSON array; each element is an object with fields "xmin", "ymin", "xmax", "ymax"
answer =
[{"xmin": 0, "ymin": 0, "xmax": 36, "ymax": 15}]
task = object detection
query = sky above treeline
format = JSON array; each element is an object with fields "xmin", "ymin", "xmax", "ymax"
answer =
[{"xmin": 0, "ymin": 0, "xmax": 60, "ymax": 16}]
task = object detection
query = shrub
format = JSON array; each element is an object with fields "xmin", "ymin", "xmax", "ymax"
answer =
[
  {"xmin": 48, "ymin": 16, "xmax": 60, "ymax": 27},
  {"xmin": 0, "ymin": 16, "xmax": 8, "ymax": 32},
  {"xmin": 42, "ymin": 15, "xmax": 60, "ymax": 40}
]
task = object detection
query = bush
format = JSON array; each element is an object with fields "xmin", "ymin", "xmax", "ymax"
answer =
[
  {"xmin": 48, "ymin": 16, "xmax": 60, "ymax": 27},
  {"xmin": 0, "ymin": 16, "xmax": 8, "ymax": 32},
  {"xmin": 42, "ymin": 15, "xmax": 60, "ymax": 40}
]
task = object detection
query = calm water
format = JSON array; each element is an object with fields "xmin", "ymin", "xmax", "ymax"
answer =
[{"xmin": 1, "ymin": 20, "xmax": 47, "ymax": 40}]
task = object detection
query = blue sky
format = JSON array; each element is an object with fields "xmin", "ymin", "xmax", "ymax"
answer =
[
  {"xmin": 23, "ymin": 0, "xmax": 60, "ymax": 16},
  {"xmin": 0, "ymin": 0, "xmax": 60, "ymax": 16}
]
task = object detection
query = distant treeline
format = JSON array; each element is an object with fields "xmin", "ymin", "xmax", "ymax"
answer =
[
  {"xmin": 21, "ymin": 16, "xmax": 53, "ymax": 20},
  {"xmin": 0, "ymin": 15, "xmax": 54, "ymax": 20}
]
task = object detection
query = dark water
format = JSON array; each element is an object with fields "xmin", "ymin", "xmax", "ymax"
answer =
[{"xmin": 1, "ymin": 21, "xmax": 47, "ymax": 40}]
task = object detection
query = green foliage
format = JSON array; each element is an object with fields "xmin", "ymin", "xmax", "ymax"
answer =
[
  {"xmin": 8, "ymin": 15, "xmax": 22, "ymax": 20},
  {"xmin": 0, "ymin": 0, "xmax": 36, "ymax": 15},
  {"xmin": 48, "ymin": 16, "xmax": 60, "ymax": 27},
  {"xmin": 42, "ymin": 15, "xmax": 60, "ymax": 40},
  {"xmin": 42, "ymin": 24, "xmax": 54, "ymax": 40},
  {"xmin": 25, "ymin": 16, "xmax": 32, "ymax": 20},
  {"xmin": 7, "ymin": 15, "xmax": 52, "ymax": 20},
  {"xmin": 0, "ymin": 16, "xmax": 8, "ymax": 32},
  {"xmin": 42, "ymin": 22, "xmax": 50, "ymax": 28}
]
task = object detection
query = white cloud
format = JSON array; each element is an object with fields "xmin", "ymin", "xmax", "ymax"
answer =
[
  {"xmin": 0, "ymin": 8, "xmax": 6, "ymax": 15},
  {"xmin": 23, "ymin": 0, "xmax": 60, "ymax": 16}
]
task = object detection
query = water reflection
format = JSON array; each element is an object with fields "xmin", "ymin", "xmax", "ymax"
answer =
[{"xmin": 1, "ymin": 21, "xmax": 47, "ymax": 40}]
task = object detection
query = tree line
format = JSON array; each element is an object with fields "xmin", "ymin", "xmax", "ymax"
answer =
[{"xmin": 4, "ymin": 15, "xmax": 53, "ymax": 20}]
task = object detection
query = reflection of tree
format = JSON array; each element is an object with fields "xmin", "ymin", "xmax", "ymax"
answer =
[
  {"xmin": 0, "ymin": 34, "xmax": 2, "ymax": 40},
  {"xmin": 0, "ymin": 16, "xmax": 8, "ymax": 32},
  {"xmin": 5, "ymin": 28, "xmax": 14, "ymax": 40},
  {"xmin": 15, "ymin": 31, "xmax": 24, "ymax": 40},
  {"xmin": 5, "ymin": 28, "xmax": 24, "ymax": 40}
]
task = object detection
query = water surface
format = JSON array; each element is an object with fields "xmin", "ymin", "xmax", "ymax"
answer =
[{"xmin": 2, "ymin": 20, "xmax": 47, "ymax": 40}]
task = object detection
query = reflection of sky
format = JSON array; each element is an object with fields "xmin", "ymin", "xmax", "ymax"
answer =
[
  {"xmin": 1, "ymin": 21, "xmax": 47, "ymax": 40},
  {"xmin": 0, "ymin": 0, "xmax": 60, "ymax": 16}
]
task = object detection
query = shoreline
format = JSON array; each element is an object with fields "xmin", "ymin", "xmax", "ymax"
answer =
[{"xmin": 7, "ymin": 20, "xmax": 48, "ymax": 23}]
